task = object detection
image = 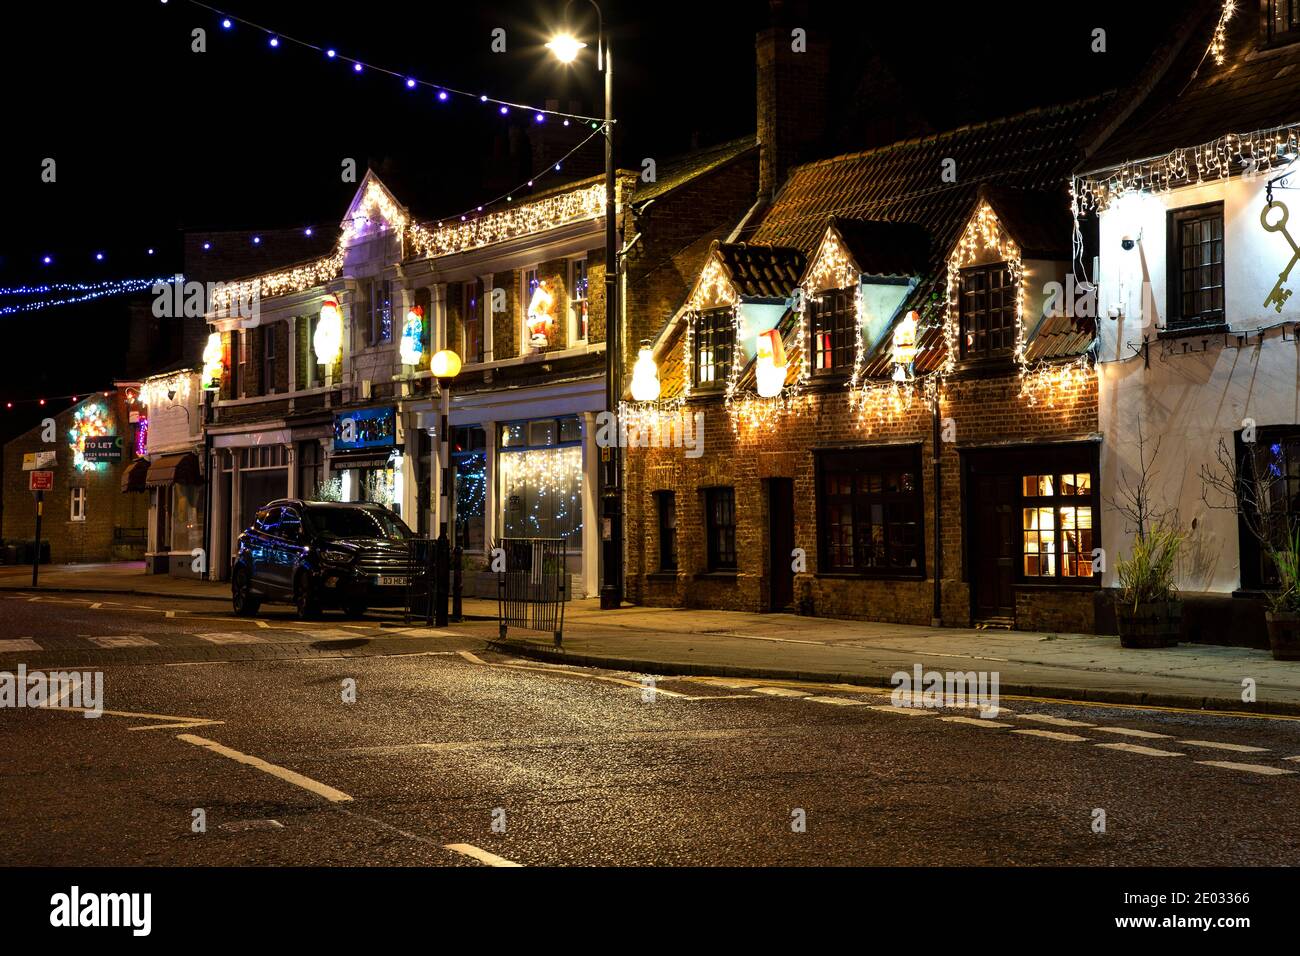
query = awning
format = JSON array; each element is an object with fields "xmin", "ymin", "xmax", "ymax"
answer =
[
  {"xmin": 146, "ymin": 452, "xmax": 201, "ymax": 487},
  {"xmin": 120, "ymin": 458, "xmax": 150, "ymax": 493}
]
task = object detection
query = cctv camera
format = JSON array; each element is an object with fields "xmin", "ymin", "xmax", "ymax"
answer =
[{"xmin": 1120, "ymin": 236, "xmax": 1136, "ymax": 251}]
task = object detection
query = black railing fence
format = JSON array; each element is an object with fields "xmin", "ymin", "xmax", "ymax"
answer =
[{"xmin": 497, "ymin": 537, "xmax": 567, "ymax": 646}]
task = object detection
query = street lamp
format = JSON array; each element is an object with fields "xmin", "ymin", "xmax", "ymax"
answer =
[
  {"xmin": 548, "ymin": 0, "xmax": 622, "ymax": 610},
  {"xmin": 432, "ymin": 348, "xmax": 461, "ymax": 626}
]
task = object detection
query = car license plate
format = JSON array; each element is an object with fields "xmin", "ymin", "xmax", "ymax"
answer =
[{"xmin": 376, "ymin": 575, "xmax": 408, "ymax": 587}]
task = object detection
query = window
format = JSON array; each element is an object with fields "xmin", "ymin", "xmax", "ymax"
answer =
[
  {"xmin": 498, "ymin": 417, "xmax": 583, "ymax": 574},
  {"xmin": 364, "ymin": 278, "xmax": 393, "ymax": 346},
  {"xmin": 655, "ymin": 491, "xmax": 677, "ymax": 571},
  {"xmin": 462, "ymin": 281, "xmax": 484, "ymax": 364},
  {"xmin": 263, "ymin": 324, "xmax": 277, "ymax": 392},
  {"xmin": 297, "ymin": 440, "xmax": 322, "ymax": 499},
  {"xmin": 236, "ymin": 330, "xmax": 248, "ymax": 397},
  {"xmin": 278, "ymin": 507, "xmax": 302, "ymax": 542},
  {"xmin": 452, "ymin": 425, "xmax": 487, "ymax": 552},
  {"xmin": 1020, "ymin": 472, "xmax": 1095, "ymax": 579},
  {"xmin": 1237, "ymin": 429, "xmax": 1300, "ymax": 588},
  {"xmin": 1168, "ymin": 203, "xmax": 1225, "ymax": 329},
  {"xmin": 959, "ymin": 263, "xmax": 1016, "ymax": 361},
  {"xmin": 302, "ymin": 313, "xmax": 320, "ymax": 389},
  {"xmin": 70, "ymin": 487, "xmax": 86, "ymax": 522},
  {"xmin": 570, "ymin": 257, "xmax": 589, "ymax": 343},
  {"xmin": 1269, "ymin": 0, "xmax": 1300, "ymax": 43},
  {"xmin": 693, "ymin": 308, "xmax": 734, "ymax": 389},
  {"xmin": 704, "ymin": 487, "xmax": 736, "ymax": 570},
  {"xmin": 816, "ymin": 447, "xmax": 924, "ymax": 575},
  {"xmin": 808, "ymin": 288, "xmax": 856, "ymax": 372},
  {"xmin": 522, "ymin": 267, "xmax": 541, "ymax": 352}
]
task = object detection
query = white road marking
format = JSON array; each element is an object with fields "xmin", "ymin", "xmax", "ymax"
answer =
[
  {"xmin": 1016, "ymin": 713, "xmax": 1095, "ymax": 728},
  {"xmin": 87, "ymin": 636, "xmax": 158, "ymax": 648},
  {"xmin": 1178, "ymin": 740, "xmax": 1269, "ymax": 753},
  {"xmin": 89, "ymin": 602, "xmax": 104, "ymax": 609},
  {"xmin": 457, "ymin": 650, "xmax": 487, "ymax": 665},
  {"xmin": 176, "ymin": 734, "xmax": 353, "ymax": 803},
  {"xmin": 1013, "ymin": 728, "xmax": 1089, "ymax": 742},
  {"xmin": 196, "ymin": 632, "xmax": 267, "ymax": 645},
  {"xmin": 165, "ymin": 611, "xmax": 176, "ymax": 618},
  {"xmin": 804, "ymin": 696, "xmax": 869, "ymax": 706},
  {"xmin": 1096, "ymin": 742, "xmax": 1185, "ymax": 757},
  {"xmin": 442, "ymin": 843, "xmax": 523, "ymax": 867},
  {"xmin": 1095, "ymin": 727, "xmax": 1172, "ymax": 739},
  {"xmin": 867, "ymin": 705, "xmax": 936, "ymax": 717},
  {"xmin": 1196, "ymin": 760, "xmax": 1296, "ymax": 776},
  {"xmin": 0, "ymin": 638, "xmax": 41, "ymax": 652},
  {"xmin": 939, "ymin": 716, "xmax": 1014, "ymax": 728},
  {"xmin": 1284, "ymin": 756, "xmax": 1300, "ymax": 763},
  {"xmin": 752, "ymin": 686, "xmax": 811, "ymax": 698},
  {"xmin": 255, "ymin": 620, "xmax": 270, "ymax": 628}
]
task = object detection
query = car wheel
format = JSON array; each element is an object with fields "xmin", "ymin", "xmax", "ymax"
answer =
[
  {"xmin": 344, "ymin": 602, "xmax": 368, "ymax": 619},
  {"xmin": 232, "ymin": 568, "xmax": 261, "ymax": 617},
  {"xmin": 294, "ymin": 572, "xmax": 322, "ymax": 620}
]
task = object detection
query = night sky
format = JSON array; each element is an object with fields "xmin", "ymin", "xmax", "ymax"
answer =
[{"xmin": 0, "ymin": 0, "xmax": 1182, "ymax": 442}]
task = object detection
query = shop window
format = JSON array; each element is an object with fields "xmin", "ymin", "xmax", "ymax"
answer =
[
  {"xmin": 70, "ymin": 487, "xmax": 87, "ymax": 522},
  {"xmin": 1167, "ymin": 203, "xmax": 1224, "ymax": 330},
  {"xmin": 959, "ymin": 263, "xmax": 1016, "ymax": 362},
  {"xmin": 693, "ymin": 308, "xmax": 733, "ymax": 389},
  {"xmin": 1021, "ymin": 472, "xmax": 1095, "ymax": 579},
  {"xmin": 816, "ymin": 446, "xmax": 923, "ymax": 575},
  {"xmin": 498, "ymin": 417, "xmax": 583, "ymax": 571},
  {"xmin": 808, "ymin": 288, "xmax": 856, "ymax": 372},
  {"xmin": 452, "ymin": 425, "xmax": 487, "ymax": 551},
  {"xmin": 1237, "ymin": 428, "xmax": 1300, "ymax": 589},
  {"xmin": 655, "ymin": 491, "xmax": 677, "ymax": 571},
  {"xmin": 570, "ymin": 257, "xmax": 589, "ymax": 343},
  {"xmin": 704, "ymin": 486, "xmax": 736, "ymax": 570}
]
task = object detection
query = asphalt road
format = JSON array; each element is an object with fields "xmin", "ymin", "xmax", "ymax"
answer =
[{"xmin": 2, "ymin": 590, "xmax": 1300, "ymax": 866}]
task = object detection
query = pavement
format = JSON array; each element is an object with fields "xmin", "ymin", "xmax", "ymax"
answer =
[{"xmin": 4, "ymin": 560, "xmax": 1298, "ymax": 715}]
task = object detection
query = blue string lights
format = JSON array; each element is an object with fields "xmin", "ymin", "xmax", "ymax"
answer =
[
  {"xmin": 175, "ymin": 0, "xmax": 608, "ymax": 125},
  {"xmin": 0, "ymin": 276, "xmax": 179, "ymax": 317}
]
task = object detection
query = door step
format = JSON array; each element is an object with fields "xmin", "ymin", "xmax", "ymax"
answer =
[{"xmin": 974, "ymin": 617, "xmax": 1014, "ymax": 630}]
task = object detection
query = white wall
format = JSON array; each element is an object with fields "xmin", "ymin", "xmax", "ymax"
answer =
[{"xmin": 1096, "ymin": 169, "xmax": 1300, "ymax": 594}]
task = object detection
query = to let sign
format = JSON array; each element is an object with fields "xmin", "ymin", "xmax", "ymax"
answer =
[
  {"xmin": 83, "ymin": 436, "xmax": 124, "ymax": 462},
  {"xmin": 29, "ymin": 471, "xmax": 54, "ymax": 491}
]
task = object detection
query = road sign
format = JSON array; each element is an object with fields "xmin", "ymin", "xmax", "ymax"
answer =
[
  {"xmin": 29, "ymin": 470, "xmax": 54, "ymax": 491},
  {"xmin": 22, "ymin": 451, "xmax": 55, "ymax": 471},
  {"xmin": 83, "ymin": 436, "xmax": 124, "ymax": 462}
]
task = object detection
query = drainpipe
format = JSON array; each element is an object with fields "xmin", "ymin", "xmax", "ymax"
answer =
[{"xmin": 931, "ymin": 387, "xmax": 942, "ymax": 627}]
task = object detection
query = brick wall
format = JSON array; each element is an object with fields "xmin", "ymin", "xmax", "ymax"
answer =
[
  {"xmin": 626, "ymin": 365, "xmax": 1101, "ymax": 633},
  {"xmin": 2, "ymin": 392, "xmax": 145, "ymax": 563}
]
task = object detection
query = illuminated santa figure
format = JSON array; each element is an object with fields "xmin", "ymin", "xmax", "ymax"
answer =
[
  {"xmin": 526, "ymin": 279, "xmax": 557, "ymax": 349},
  {"xmin": 755, "ymin": 327, "xmax": 788, "ymax": 398}
]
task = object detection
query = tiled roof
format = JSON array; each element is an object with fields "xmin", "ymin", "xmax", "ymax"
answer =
[
  {"xmin": 714, "ymin": 242, "xmax": 807, "ymax": 300},
  {"xmin": 741, "ymin": 96, "xmax": 1112, "ymax": 374},
  {"xmin": 827, "ymin": 217, "xmax": 929, "ymax": 278},
  {"xmin": 980, "ymin": 185, "xmax": 1073, "ymax": 261},
  {"xmin": 1086, "ymin": 5, "xmax": 1300, "ymax": 173},
  {"xmin": 632, "ymin": 137, "xmax": 758, "ymax": 204}
]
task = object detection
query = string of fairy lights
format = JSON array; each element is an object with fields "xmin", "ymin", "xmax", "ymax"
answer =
[{"xmin": 164, "ymin": 0, "xmax": 609, "ymax": 125}]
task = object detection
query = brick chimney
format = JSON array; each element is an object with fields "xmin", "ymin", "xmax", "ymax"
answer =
[{"xmin": 756, "ymin": 0, "xmax": 829, "ymax": 198}]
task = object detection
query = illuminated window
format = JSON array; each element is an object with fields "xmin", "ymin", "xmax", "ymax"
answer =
[
  {"xmin": 462, "ymin": 281, "xmax": 484, "ymax": 364},
  {"xmin": 570, "ymin": 257, "xmax": 589, "ymax": 343},
  {"xmin": 808, "ymin": 288, "xmax": 855, "ymax": 372},
  {"xmin": 1269, "ymin": 0, "xmax": 1300, "ymax": 43},
  {"xmin": 959, "ymin": 263, "xmax": 1016, "ymax": 361},
  {"xmin": 1168, "ymin": 203, "xmax": 1224, "ymax": 329},
  {"xmin": 693, "ymin": 308, "xmax": 733, "ymax": 389},
  {"xmin": 364, "ymin": 278, "xmax": 393, "ymax": 346},
  {"xmin": 70, "ymin": 487, "xmax": 87, "ymax": 522},
  {"xmin": 1022, "ymin": 472, "xmax": 1094, "ymax": 578}
]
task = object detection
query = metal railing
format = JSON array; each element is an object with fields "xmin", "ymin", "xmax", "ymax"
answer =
[{"xmin": 497, "ymin": 537, "xmax": 567, "ymax": 646}]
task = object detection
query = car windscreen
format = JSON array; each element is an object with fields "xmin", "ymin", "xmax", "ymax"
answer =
[{"xmin": 305, "ymin": 506, "xmax": 411, "ymax": 541}]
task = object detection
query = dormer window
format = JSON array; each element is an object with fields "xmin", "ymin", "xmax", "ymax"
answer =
[
  {"xmin": 958, "ymin": 263, "xmax": 1016, "ymax": 362},
  {"xmin": 693, "ymin": 307, "xmax": 733, "ymax": 389},
  {"xmin": 808, "ymin": 288, "xmax": 856, "ymax": 372},
  {"xmin": 1268, "ymin": 0, "xmax": 1300, "ymax": 45}
]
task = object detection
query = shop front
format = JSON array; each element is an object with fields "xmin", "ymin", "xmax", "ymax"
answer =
[{"xmin": 326, "ymin": 405, "xmax": 406, "ymax": 518}]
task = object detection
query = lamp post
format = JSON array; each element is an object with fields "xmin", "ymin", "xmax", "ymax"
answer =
[
  {"xmin": 431, "ymin": 348, "xmax": 462, "ymax": 627},
  {"xmin": 549, "ymin": 1, "xmax": 622, "ymax": 610}
]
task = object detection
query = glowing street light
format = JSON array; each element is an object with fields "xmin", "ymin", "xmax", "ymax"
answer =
[{"xmin": 545, "ymin": 33, "xmax": 587, "ymax": 64}]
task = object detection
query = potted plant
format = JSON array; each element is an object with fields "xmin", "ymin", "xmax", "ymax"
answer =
[
  {"xmin": 1114, "ymin": 525, "xmax": 1185, "ymax": 648},
  {"xmin": 1265, "ymin": 531, "xmax": 1300, "ymax": 660}
]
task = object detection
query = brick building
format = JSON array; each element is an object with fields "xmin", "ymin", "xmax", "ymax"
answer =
[
  {"xmin": 2, "ymin": 389, "xmax": 147, "ymax": 563},
  {"xmin": 624, "ymin": 77, "xmax": 1118, "ymax": 631}
]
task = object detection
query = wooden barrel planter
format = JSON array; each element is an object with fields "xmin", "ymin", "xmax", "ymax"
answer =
[
  {"xmin": 1265, "ymin": 611, "xmax": 1300, "ymax": 660},
  {"xmin": 1116, "ymin": 600, "xmax": 1182, "ymax": 648}
]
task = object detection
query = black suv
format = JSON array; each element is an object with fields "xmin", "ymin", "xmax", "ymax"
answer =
[{"xmin": 231, "ymin": 499, "xmax": 424, "ymax": 619}]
